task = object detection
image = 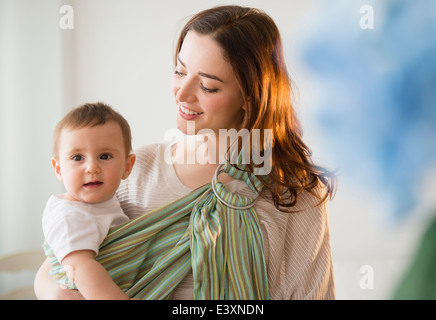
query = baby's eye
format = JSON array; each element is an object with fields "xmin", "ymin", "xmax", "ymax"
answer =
[
  {"xmin": 72, "ymin": 155, "xmax": 83, "ymax": 161},
  {"xmin": 100, "ymin": 154, "xmax": 112, "ymax": 160}
]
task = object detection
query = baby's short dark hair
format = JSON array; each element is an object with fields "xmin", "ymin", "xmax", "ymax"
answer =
[{"xmin": 53, "ymin": 102, "xmax": 132, "ymax": 157}]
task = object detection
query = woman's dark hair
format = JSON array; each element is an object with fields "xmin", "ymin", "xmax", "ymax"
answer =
[{"xmin": 175, "ymin": 5, "xmax": 336, "ymax": 210}]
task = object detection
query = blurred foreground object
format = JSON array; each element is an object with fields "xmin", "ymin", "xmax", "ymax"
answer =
[
  {"xmin": 0, "ymin": 250, "xmax": 45, "ymax": 299},
  {"xmin": 394, "ymin": 217, "xmax": 436, "ymax": 299}
]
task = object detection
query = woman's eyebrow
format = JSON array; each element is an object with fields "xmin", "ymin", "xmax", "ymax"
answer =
[{"xmin": 177, "ymin": 56, "xmax": 224, "ymax": 83}]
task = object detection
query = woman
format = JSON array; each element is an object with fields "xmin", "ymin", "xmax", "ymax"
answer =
[{"xmin": 35, "ymin": 5, "xmax": 336, "ymax": 300}]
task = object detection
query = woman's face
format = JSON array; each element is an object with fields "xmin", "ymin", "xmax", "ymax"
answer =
[{"xmin": 171, "ymin": 31, "xmax": 246, "ymax": 135}]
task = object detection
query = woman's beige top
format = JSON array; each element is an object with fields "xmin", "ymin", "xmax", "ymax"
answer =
[{"xmin": 116, "ymin": 144, "xmax": 335, "ymax": 299}]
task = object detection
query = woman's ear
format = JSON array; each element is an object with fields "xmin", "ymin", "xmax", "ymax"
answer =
[
  {"xmin": 239, "ymin": 99, "xmax": 251, "ymax": 128},
  {"xmin": 243, "ymin": 99, "xmax": 250, "ymax": 112},
  {"xmin": 122, "ymin": 153, "xmax": 136, "ymax": 180},
  {"xmin": 51, "ymin": 157, "xmax": 63, "ymax": 182}
]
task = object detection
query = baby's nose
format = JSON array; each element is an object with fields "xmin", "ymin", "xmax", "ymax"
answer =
[{"xmin": 85, "ymin": 160, "xmax": 101, "ymax": 174}]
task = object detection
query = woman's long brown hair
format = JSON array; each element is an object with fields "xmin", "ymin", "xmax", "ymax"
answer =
[{"xmin": 175, "ymin": 5, "xmax": 336, "ymax": 211}]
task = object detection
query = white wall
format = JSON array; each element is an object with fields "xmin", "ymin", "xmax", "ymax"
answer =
[
  {"xmin": 0, "ymin": 0, "xmax": 425, "ymax": 299},
  {"xmin": 0, "ymin": 0, "xmax": 63, "ymax": 254}
]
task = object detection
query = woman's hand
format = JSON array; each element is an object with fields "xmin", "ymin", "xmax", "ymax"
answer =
[{"xmin": 34, "ymin": 258, "xmax": 85, "ymax": 300}]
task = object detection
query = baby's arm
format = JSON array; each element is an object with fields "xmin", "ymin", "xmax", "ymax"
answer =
[
  {"xmin": 34, "ymin": 258, "xmax": 85, "ymax": 300},
  {"xmin": 61, "ymin": 250, "xmax": 130, "ymax": 300}
]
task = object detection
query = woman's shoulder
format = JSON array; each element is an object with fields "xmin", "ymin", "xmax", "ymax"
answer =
[
  {"xmin": 253, "ymin": 184, "xmax": 330, "ymax": 236},
  {"xmin": 228, "ymin": 178, "xmax": 329, "ymax": 218},
  {"xmin": 293, "ymin": 185, "xmax": 329, "ymax": 214},
  {"xmin": 133, "ymin": 143, "xmax": 168, "ymax": 159},
  {"xmin": 131, "ymin": 143, "xmax": 171, "ymax": 169}
]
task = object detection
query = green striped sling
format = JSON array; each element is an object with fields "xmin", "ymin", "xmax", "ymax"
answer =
[{"xmin": 44, "ymin": 162, "xmax": 269, "ymax": 299}]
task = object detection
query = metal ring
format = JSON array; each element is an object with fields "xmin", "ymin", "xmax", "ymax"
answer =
[{"xmin": 211, "ymin": 163, "xmax": 259, "ymax": 210}]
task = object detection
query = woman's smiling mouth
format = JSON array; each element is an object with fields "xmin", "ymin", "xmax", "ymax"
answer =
[{"xmin": 179, "ymin": 105, "xmax": 204, "ymax": 120}]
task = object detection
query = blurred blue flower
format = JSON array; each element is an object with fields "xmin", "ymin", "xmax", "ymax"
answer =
[{"xmin": 300, "ymin": 0, "xmax": 436, "ymax": 222}]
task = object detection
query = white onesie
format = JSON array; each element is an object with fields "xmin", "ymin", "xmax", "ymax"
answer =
[{"xmin": 42, "ymin": 194, "xmax": 129, "ymax": 263}]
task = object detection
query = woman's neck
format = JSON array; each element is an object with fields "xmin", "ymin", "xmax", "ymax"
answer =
[
  {"xmin": 171, "ymin": 133, "xmax": 237, "ymax": 188},
  {"xmin": 172, "ymin": 133, "xmax": 233, "ymax": 166}
]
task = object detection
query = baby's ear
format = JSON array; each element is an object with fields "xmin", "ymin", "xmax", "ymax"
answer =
[
  {"xmin": 51, "ymin": 157, "xmax": 63, "ymax": 182},
  {"xmin": 122, "ymin": 153, "xmax": 136, "ymax": 180}
]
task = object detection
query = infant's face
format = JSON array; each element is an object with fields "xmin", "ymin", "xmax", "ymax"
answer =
[{"xmin": 52, "ymin": 122, "xmax": 133, "ymax": 204}]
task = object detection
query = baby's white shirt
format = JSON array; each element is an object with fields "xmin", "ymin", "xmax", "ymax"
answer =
[{"xmin": 42, "ymin": 194, "xmax": 129, "ymax": 263}]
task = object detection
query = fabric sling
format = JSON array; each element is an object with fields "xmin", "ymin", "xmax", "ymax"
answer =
[{"xmin": 44, "ymin": 161, "xmax": 269, "ymax": 300}]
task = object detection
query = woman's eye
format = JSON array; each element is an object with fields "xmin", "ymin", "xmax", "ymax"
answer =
[
  {"xmin": 100, "ymin": 154, "xmax": 112, "ymax": 160},
  {"xmin": 200, "ymin": 83, "xmax": 219, "ymax": 94},
  {"xmin": 174, "ymin": 69, "xmax": 185, "ymax": 77},
  {"xmin": 72, "ymin": 155, "xmax": 83, "ymax": 161}
]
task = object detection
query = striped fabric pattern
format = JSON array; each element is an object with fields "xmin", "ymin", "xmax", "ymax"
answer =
[
  {"xmin": 190, "ymin": 163, "xmax": 268, "ymax": 299},
  {"xmin": 117, "ymin": 144, "xmax": 336, "ymax": 300},
  {"xmin": 44, "ymin": 162, "xmax": 269, "ymax": 300}
]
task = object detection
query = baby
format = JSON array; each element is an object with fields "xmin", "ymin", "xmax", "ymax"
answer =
[{"xmin": 42, "ymin": 102, "xmax": 136, "ymax": 299}]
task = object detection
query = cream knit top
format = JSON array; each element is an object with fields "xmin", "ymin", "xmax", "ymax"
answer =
[{"xmin": 116, "ymin": 143, "xmax": 335, "ymax": 300}]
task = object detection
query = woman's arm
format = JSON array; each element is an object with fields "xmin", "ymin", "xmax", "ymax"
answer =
[
  {"xmin": 34, "ymin": 258, "xmax": 85, "ymax": 300},
  {"xmin": 284, "ymin": 194, "xmax": 335, "ymax": 299},
  {"xmin": 60, "ymin": 250, "xmax": 130, "ymax": 300}
]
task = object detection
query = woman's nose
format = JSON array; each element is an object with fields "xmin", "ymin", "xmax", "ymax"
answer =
[{"xmin": 175, "ymin": 78, "xmax": 196, "ymax": 103}]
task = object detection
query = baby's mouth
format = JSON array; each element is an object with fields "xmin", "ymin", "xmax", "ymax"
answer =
[{"xmin": 84, "ymin": 181, "xmax": 103, "ymax": 188}]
